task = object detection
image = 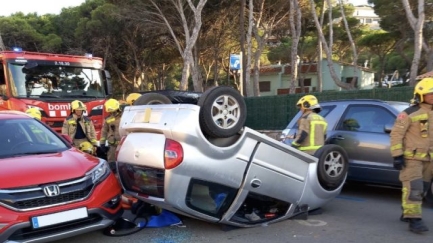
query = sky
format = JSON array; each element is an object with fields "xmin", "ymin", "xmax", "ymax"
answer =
[
  {"xmin": 0, "ymin": 0, "xmax": 370, "ymax": 17},
  {"xmin": 0, "ymin": 0, "xmax": 86, "ymax": 16},
  {"xmin": 348, "ymin": 0, "xmax": 370, "ymax": 5}
]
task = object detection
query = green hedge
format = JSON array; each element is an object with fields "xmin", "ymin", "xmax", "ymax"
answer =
[{"xmin": 245, "ymin": 86, "xmax": 414, "ymax": 130}]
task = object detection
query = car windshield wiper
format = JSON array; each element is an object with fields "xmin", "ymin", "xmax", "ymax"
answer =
[
  {"xmin": 63, "ymin": 94, "xmax": 99, "ymax": 98},
  {"xmin": 14, "ymin": 150, "xmax": 59, "ymax": 156},
  {"xmin": 39, "ymin": 94, "xmax": 61, "ymax": 98},
  {"xmin": 25, "ymin": 150, "xmax": 60, "ymax": 154}
]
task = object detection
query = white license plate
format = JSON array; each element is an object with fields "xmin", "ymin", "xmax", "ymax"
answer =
[{"xmin": 31, "ymin": 207, "xmax": 88, "ymax": 229}]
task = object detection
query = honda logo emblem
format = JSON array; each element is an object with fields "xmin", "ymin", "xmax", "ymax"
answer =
[{"xmin": 43, "ymin": 185, "xmax": 60, "ymax": 197}]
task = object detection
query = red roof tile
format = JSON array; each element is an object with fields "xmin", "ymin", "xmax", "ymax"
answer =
[{"xmin": 417, "ymin": 70, "xmax": 433, "ymax": 80}]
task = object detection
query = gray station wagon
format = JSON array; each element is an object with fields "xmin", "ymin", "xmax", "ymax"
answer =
[{"xmin": 281, "ymin": 99, "xmax": 411, "ymax": 187}]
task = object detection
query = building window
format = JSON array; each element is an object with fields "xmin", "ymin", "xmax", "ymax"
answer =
[
  {"xmin": 366, "ymin": 18, "xmax": 372, "ymax": 23},
  {"xmin": 345, "ymin": 77, "xmax": 358, "ymax": 88},
  {"xmin": 298, "ymin": 78, "xmax": 311, "ymax": 87},
  {"xmin": 259, "ymin": 81, "xmax": 271, "ymax": 92}
]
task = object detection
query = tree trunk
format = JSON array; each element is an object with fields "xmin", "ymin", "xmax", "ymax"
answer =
[
  {"xmin": 326, "ymin": 0, "xmax": 333, "ymax": 50},
  {"xmin": 180, "ymin": 57, "xmax": 191, "ymax": 90},
  {"xmin": 149, "ymin": 0, "xmax": 207, "ymax": 91},
  {"xmin": 426, "ymin": 49, "xmax": 433, "ymax": 72},
  {"xmin": 289, "ymin": 0, "xmax": 301, "ymax": 94},
  {"xmin": 309, "ymin": 0, "xmax": 352, "ymax": 90},
  {"xmin": 317, "ymin": 0, "xmax": 326, "ymax": 93},
  {"xmin": 245, "ymin": 0, "xmax": 254, "ymax": 97},
  {"xmin": 213, "ymin": 49, "xmax": 219, "ymax": 87},
  {"xmin": 339, "ymin": 0, "xmax": 359, "ymax": 87},
  {"xmin": 240, "ymin": 0, "xmax": 246, "ymax": 95},
  {"xmin": 401, "ymin": 0, "xmax": 425, "ymax": 85}
]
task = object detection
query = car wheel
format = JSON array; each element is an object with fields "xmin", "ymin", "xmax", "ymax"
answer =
[
  {"xmin": 197, "ymin": 86, "xmax": 246, "ymax": 138},
  {"xmin": 314, "ymin": 144, "xmax": 348, "ymax": 191},
  {"xmin": 133, "ymin": 93, "xmax": 172, "ymax": 105}
]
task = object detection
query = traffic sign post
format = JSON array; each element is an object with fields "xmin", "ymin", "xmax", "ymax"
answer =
[
  {"xmin": 230, "ymin": 54, "xmax": 241, "ymax": 70},
  {"xmin": 229, "ymin": 53, "xmax": 243, "ymax": 95}
]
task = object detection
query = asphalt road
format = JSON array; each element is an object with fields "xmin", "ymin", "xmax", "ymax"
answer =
[{"xmin": 57, "ymin": 182, "xmax": 433, "ymax": 243}]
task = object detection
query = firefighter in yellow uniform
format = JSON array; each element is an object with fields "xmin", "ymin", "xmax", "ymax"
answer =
[
  {"xmin": 100, "ymin": 98, "xmax": 122, "ymax": 170},
  {"xmin": 61, "ymin": 100, "xmax": 98, "ymax": 148},
  {"xmin": 25, "ymin": 107, "xmax": 50, "ymax": 143},
  {"xmin": 390, "ymin": 78, "xmax": 433, "ymax": 234},
  {"xmin": 291, "ymin": 95, "xmax": 327, "ymax": 155},
  {"xmin": 126, "ymin": 93, "xmax": 141, "ymax": 106}
]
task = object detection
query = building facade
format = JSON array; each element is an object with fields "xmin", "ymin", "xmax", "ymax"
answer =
[
  {"xmin": 257, "ymin": 60, "xmax": 375, "ymax": 96},
  {"xmin": 352, "ymin": 5, "xmax": 381, "ymax": 30}
]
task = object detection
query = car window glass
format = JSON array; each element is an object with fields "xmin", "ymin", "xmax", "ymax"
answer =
[
  {"xmin": 291, "ymin": 105, "xmax": 335, "ymax": 129},
  {"xmin": 337, "ymin": 105, "xmax": 394, "ymax": 133},
  {"xmin": 0, "ymin": 118, "xmax": 68, "ymax": 158}
]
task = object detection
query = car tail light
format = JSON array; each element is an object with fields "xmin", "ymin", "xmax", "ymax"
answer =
[
  {"xmin": 115, "ymin": 136, "xmax": 127, "ymax": 161},
  {"xmin": 164, "ymin": 139, "xmax": 183, "ymax": 169}
]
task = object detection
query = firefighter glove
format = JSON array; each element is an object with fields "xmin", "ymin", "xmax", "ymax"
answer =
[
  {"xmin": 393, "ymin": 155, "xmax": 405, "ymax": 170},
  {"xmin": 99, "ymin": 144, "xmax": 107, "ymax": 154}
]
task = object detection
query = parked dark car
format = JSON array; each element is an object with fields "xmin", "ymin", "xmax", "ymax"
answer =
[{"xmin": 281, "ymin": 99, "xmax": 411, "ymax": 187}]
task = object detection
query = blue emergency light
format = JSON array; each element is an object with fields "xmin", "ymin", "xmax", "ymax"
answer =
[
  {"xmin": 85, "ymin": 53, "xmax": 93, "ymax": 58},
  {"xmin": 12, "ymin": 47, "xmax": 23, "ymax": 52}
]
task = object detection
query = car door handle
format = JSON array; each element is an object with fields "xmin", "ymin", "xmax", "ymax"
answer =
[{"xmin": 330, "ymin": 136, "xmax": 345, "ymax": 140}]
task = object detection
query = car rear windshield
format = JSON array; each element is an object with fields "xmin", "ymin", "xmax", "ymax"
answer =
[{"xmin": 0, "ymin": 118, "xmax": 68, "ymax": 158}]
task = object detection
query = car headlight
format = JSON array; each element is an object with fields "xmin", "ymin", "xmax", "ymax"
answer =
[{"xmin": 86, "ymin": 159, "xmax": 110, "ymax": 184}]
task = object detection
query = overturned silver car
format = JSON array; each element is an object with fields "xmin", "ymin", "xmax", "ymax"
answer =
[{"xmin": 116, "ymin": 86, "xmax": 348, "ymax": 227}]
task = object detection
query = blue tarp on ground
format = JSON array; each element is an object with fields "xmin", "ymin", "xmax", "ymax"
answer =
[{"xmin": 145, "ymin": 209, "xmax": 183, "ymax": 228}]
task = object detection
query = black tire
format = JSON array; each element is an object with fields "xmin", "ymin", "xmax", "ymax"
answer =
[
  {"xmin": 197, "ymin": 86, "xmax": 246, "ymax": 138},
  {"xmin": 133, "ymin": 93, "xmax": 172, "ymax": 105},
  {"xmin": 313, "ymin": 144, "xmax": 348, "ymax": 191}
]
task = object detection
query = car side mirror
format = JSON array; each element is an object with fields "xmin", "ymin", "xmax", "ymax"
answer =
[
  {"xmin": 61, "ymin": 134, "xmax": 74, "ymax": 145},
  {"xmin": 384, "ymin": 123, "xmax": 393, "ymax": 133}
]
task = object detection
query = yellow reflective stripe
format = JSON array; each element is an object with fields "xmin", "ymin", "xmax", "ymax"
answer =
[
  {"xmin": 106, "ymin": 117, "xmax": 115, "ymax": 123},
  {"xmin": 68, "ymin": 120, "xmax": 76, "ymax": 125},
  {"xmin": 402, "ymin": 187, "xmax": 422, "ymax": 217},
  {"xmin": 403, "ymin": 151, "xmax": 428, "ymax": 158},
  {"xmin": 309, "ymin": 120, "xmax": 327, "ymax": 147},
  {"xmin": 391, "ymin": 144, "xmax": 403, "ymax": 150},
  {"xmin": 299, "ymin": 145, "xmax": 322, "ymax": 151},
  {"xmin": 410, "ymin": 114, "xmax": 428, "ymax": 122}
]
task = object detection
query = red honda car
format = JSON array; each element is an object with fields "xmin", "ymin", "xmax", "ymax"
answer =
[{"xmin": 0, "ymin": 111, "xmax": 123, "ymax": 242}]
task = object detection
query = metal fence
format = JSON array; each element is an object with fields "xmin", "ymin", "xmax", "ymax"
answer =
[{"xmin": 245, "ymin": 86, "xmax": 414, "ymax": 130}]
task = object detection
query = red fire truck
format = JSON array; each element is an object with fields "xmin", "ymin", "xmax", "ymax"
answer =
[{"xmin": 0, "ymin": 48, "xmax": 112, "ymax": 139}]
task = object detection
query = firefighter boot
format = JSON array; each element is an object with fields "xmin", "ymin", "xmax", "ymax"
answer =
[
  {"xmin": 400, "ymin": 214, "xmax": 409, "ymax": 222},
  {"xmin": 409, "ymin": 219, "xmax": 429, "ymax": 233},
  {"xmin": 400, "ymin": 207, "xmax": 409, "ymax": 222}
]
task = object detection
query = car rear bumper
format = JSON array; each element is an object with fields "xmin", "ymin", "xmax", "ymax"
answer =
[{"xmin": 1, "ymin": 207, "xmax": 123, "ymax": 243}]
